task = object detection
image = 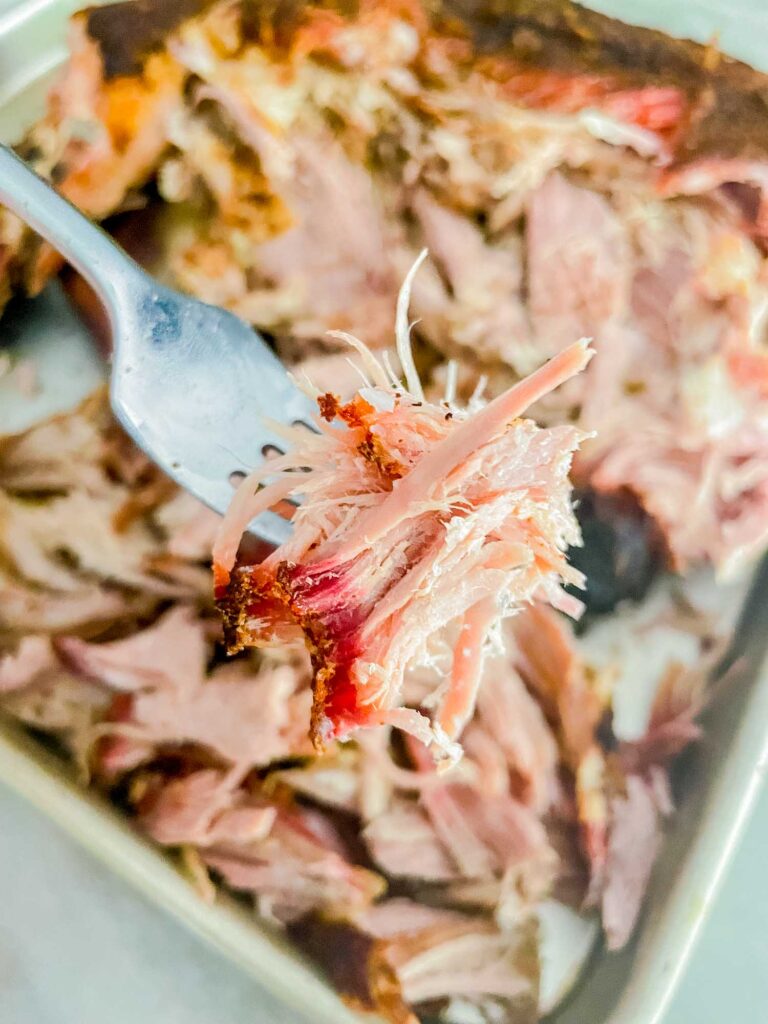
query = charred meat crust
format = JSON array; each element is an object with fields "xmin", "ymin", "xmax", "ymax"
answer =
[
  {"xmin": 79, "ymin": 0, "xmax": 768, "ymax": 165},
  {"xmin": 217, "ymin": 563, "xmax": 266, "ymax": 651},
  {"xmin": 221, "ymin": 558, "xmax": 370, "ymax": 750},
  {"xmin": 439, "ymin": 0, "xmax": 768, "ymax": 166},
  {"xmin": 442, "ymin": 0, "xmax": 741, "ymax": 84},
  {"xmin": 568, "ymin": 488, "xmax": 664, "ymax": 620},
  {"xmin": 82, "ymin": 0, "xmax": 357, "ymax": 78},
  {"xmin": 83, "ymin": 0, "xmax": 212, "ymax": 78},
  {"xmin": 287, "ymin": 917, "xmax": 411, "ymax": 1022}
]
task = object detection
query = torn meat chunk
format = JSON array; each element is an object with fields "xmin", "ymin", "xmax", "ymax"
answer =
[
  {"xmin": 364, "ymin": 801, "xmax": 460, "ymax": 882},
  {"xmin": 138, "ymin": 767, "xmax": 384, "ymax": 924},
  {"xmin": 526, "ymin": 172, "xmax": 629, "ymax": 355},
  {"xmin": 294, "ymin": 903, "xmax": 540, "ymax": 1024},
  {"xmin": 601, "ymin": 773, "xmax": 664, "ymax": 951},
  {"xmin": 215, "ymin": 260, "xmax": 591, "ymax": 762},
  {"xmin": 410, "ymin": 189, "xmax": 536, "ymax": 372},
  {"xmin": 57, "ymin": 606, "xmax": 313, "ymax": 770}
]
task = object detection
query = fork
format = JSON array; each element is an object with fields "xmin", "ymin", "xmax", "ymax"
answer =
[{"xmin": 0, "ymin": 145, "xmax": 315, "ymax": 546}]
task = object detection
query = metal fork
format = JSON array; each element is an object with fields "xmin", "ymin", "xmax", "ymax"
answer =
[{"xmin": 0, "ymin": 145, "xmax": 315, "ymax": 546}]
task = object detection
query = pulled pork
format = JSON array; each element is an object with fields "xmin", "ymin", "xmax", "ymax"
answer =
[
  {"xmin": 5, "ymin": 0, "xmax": 768, "ymax": 572},
  {"xmin": 0, "ymin": 388, "xmax": 733, "ymax": 1020},
  {"xmin": 0, "ymin": 0, "xmax": 763, "ymax": 1021},
  {"xmin": 215, "ymin": 263, "xmax": 591, "ymax": 762}
]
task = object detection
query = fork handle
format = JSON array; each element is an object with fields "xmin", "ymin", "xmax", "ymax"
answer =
[{"xmin": 0, "ymin": 144, "xmax": 146, "ymax": 321}]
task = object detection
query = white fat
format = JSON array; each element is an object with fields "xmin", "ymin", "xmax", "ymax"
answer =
[
  {"xmin": 431, "ymin": 722, "xmax": 463, "ymax": 770},
  {"xmin": 750, "ymin": 289, "xmax": 768, "ymax": 345},
  {"xmin": 337, "ymin": 36, "xmax": 366, "ymax": 65},
  {"xmin": 579, "ymin": 586, "xmax": 702, "ymax": 741},
  {"xmin": 578, "ymin": 108, "xmax": 665, "ymax": 160},
  {"xmin": 675, "ymin": 165, "xmax": 720, "ymax": 193},
  {"xmin": 385, "ymin": 66, "xmax": 421, "ymax": 96},
  {"xmin": 679, "ymin": 566, "xmax": 750, "ymax": 634},
  {"xmin": 431, "ymin": 127, "xmax": 472, "ymax": 165},
  {"xmin": 484, "ymin": 618, "xmax": 505, "ymax": 658},
  {"xmin": 444, "ymin": 513, "xmax": 481, "ymax": 550},
  {"xmin": 537, "ymin": 901, "xmax": 599, "ymax": 1015},
  {"xmin": 168, "ymin": 37, "xmax": 216, "ymax": 77},
  {"xmin": 681, "ymin": 357, "xmax": 746, "ymax": 439},
  {"xmin": 357, "ymin": 661, "xmax": 387, "ymax": 687},
  {"xmin": 442, "ymin": 998, "xmax": 507, "ymax": 1024},
  {"xmin": 389, "ymin": 19, "xmax": 420, "ymax": 61}
]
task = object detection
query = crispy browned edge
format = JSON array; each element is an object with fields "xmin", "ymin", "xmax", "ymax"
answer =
[
  {"xmin": 3, "ymin": 0, "xmax": 768, "ymax": 314},
  {"xmin": 83, "ymin": 0, "xmax": 211, "ymax": 77},
  {"xmin": 441, "ymin": 0, "xmax": 768, "ymax": 164},
  {"xmin": 79, "ymin": 0, "xmax": 768, "ymax": 161}
]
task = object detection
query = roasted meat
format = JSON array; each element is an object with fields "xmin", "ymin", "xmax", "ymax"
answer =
[
  {"xmin": 5, "ymin": 0, "xmax": 768, "ymax": 572},
  {"xmin": 215, "ymin": 264, "xmax": 591, "ymax": 761},
  {"xmin": 0, "ymin": 388, "xmax": 730, "ymax": 1016},
  {"xmin": 1, "ymin": 1, "xmax": 765, "ymax": 1021}
]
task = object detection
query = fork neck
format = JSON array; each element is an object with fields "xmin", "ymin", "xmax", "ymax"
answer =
[{"xmin": 0, "ymin": 144, "xmax": 146, "ymax": 321}]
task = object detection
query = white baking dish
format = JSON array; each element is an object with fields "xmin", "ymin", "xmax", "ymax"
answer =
[{"xmin": 1, "ymin": 2, "xmax": 768, "ymax": 1023}]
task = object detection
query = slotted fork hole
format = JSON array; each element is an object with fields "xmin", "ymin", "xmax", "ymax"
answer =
[
  {"xmin": 289, "ymin": 420, "xmax": 317, "ymax": 473},
  {"xmin": 263, "ymin": 440, "xmax": 311, "ymax": 476},
  {"xmin": 292, "ymin": 418, "xmax": 319, "ymax": 434},
  {"xmin": 226, "ymin": 472, "xmax": 296, "ymax": 520},
  {"xmin": 228, "ymin": 442, "xmax": 303, "ymax": 520}
]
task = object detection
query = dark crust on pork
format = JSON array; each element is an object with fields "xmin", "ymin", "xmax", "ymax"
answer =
[
  {"xmin": 439, "ymin": 0, "xmax": 768, "ymax": 165},
  {"xmin": 568, "ymin": 487, "xmax": 665, "ymax": 621},
  {"xmin": 81, "ymin": 0, "xmax": 768, "ymax": 162},
  {"xmin": 83, "ymin": 0, "xmax": 212, "ymax": 77},
  {"xmin": 358, "ymin": 430, "xmax": 406, "ymax": 480},
  {"xmin": 442, "ymin": 0, "xmax": 740, "ymax": 83},
  {"xmin": 5, "ymin": 0, "xmax": 768, "ymax": 321},
  {"xmin": 287, "ymin": 917, "xmax": 413, "ymax": 1023}
]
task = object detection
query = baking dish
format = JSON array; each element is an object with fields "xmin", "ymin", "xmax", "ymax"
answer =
[{"xmin": 2, "ymin": 2, "xmax": 768, "ymax": 1022}]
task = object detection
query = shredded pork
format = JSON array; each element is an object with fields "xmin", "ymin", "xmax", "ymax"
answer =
[
  {"xmin": 215, "ymin": 264, "xmax": 591, "ymax": 762},
  {"xmin": 0, "ymin": 386, "xmax": 736, "ymax": 1018},
  {"xmin": 1, "ymin": 0, "xmax": 766, "ymax": 1021},
  {"xmin": 0, "ymin": 384, "xmax": 731, "ymax": 1020},
  {"xmin": 0, "ymin": 407, "xmax": 733, "ymax": 1015},
  {"xmin": 4, "ymin": 0, "xmax": 768, "ymax": 572}
]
